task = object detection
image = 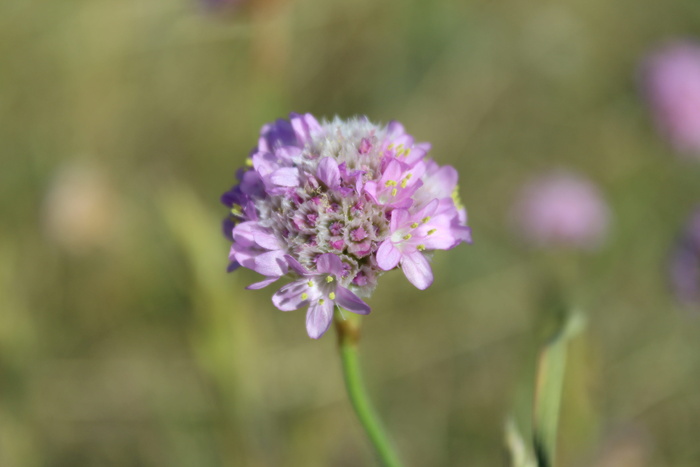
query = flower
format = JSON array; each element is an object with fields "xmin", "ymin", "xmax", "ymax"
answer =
[
  {"xmin": 670, "ymin": 208, "xmax": 700, "ymax": 306},
  {"xmin": 641, "ymin": 40, "xmax": 700, "ymax": 156},
  {"xmin": 512, "ymin": 171, "xmax": 609, "ymax": 249},
  {"xmin": 221, "ymin": 113, "xmax": 471, "ymax": 338}
]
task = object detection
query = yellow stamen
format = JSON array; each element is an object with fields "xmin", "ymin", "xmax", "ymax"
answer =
[
  {"xmin": 400, "ymin": 179, "xmax": 408, "ymax": 188},
  {"xmin": 325, "ymin": 276, "xmax": 334, "ymax": 283},
  {"xmin": 245, "ymin": 157, "xmax": 253, "ymax": 167},
  {"xmin": 417, "ymin": 244, "xmax": 426, "ymax": 251},
  {"xmin": 385, "ymin": 180, "xmax": 398, "ymax": 187},
  {"xmin": 405, "ymin": 173, "xmax": 413, "ymax": 179},
  {"xmin": 452, "ymin": 186, "xmax": 465, "ymax": 210},
  {"xmin": 319, "ymin": 298, "xmax": 325, "ymax": 305},
  {"xmin": 422, "ymin": 216, "xmax": 431, "ymax": 224},
  {"xmin": 428, "ymin": 229, "xmax": 437, "ymax": 235},
  {"xmin": 230, "ymin": 204, "xmax": 243, "ymax": 217},
  {"xmin": 307, "ymin": 281, "xmax": 314, "ymax": 287},
  {"xmin": 329, "ymin": 292, "xmax": 336, "ymax": 300},
  {"xmin": 403, "ymin": 234, "xmax": 412, "ymax": 240},
  {"xmin": 301, "ymin": 293, "xmax": 308, "ymax": 300},
  {"xmin": 411, "ymin": 222, "xmax": 419, "ymax": 229},
  {"xmin": 391, "ymin": 188, "xmax": 398, "ymax": 197}
]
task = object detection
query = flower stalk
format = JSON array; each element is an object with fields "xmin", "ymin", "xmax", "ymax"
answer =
[{"xmin": 335, "ymin": 311, "xmax": 404, "ymax": 467}]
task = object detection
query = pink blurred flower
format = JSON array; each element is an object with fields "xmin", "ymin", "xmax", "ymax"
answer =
[
  {"xmin": 513, "ymin": 171, "xmax": 610, "ymax": 249},
  {"xmin": 642, "ymin": 40, "xmax": 700, "ymax": 155}
]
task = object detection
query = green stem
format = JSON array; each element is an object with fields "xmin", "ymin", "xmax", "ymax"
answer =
[{"xmin": 334, "ymin": 311, "xmax": 405, "ymax": 467}]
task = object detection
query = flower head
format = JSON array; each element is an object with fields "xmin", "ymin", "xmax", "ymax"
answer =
[
  {"xmin": 222, "ymin": 113, "xmax": 471, "ymax": 338},
  {"xmin": 670, "ymin": 208, "xmax": 700, "ymax": 306},
  {"xmin": 641, "ymin": 40, "xmax": 700, "ymax": 156},
  {"xmin": 513, "ymin": 171, "xmax": 609, "ymax": 249}
]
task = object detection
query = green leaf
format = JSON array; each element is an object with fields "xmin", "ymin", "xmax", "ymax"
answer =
[
  {"xmin": 505, "ymin": 418, "xmax": 537, "ymax": 467},
  {"xmin": 532, "ymin": 311, "xmax": 585, "ymax": 467}
]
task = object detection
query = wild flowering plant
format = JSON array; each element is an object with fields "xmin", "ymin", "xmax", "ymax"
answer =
[{"xmin": 222, "ymin": 113, "xmax": 471, "ymax": 339}]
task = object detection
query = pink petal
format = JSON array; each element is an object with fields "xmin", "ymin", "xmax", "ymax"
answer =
[
  {"xmin": 306, "ymin": 300, "xmax": 334, "ymax": 339},
  {"xmin": 376, "ymin": 240, "xmax": 401, "ymax": 270},
  {"xmin": 317, "ymin": 157, "xmax": 340, "ymax": 188},
  {"xmin": 400, "ymin": 252, "xmax": 433, "ymax": 290},
  {"xmin": 390, "ymin": 209, "xmax": 411, "ymax": 232},
  {"xmin": 363, "ymin": 181, "xmax": 379, "ymax": 203},
  {"xmin": 381, "ymin": 159, "xmax": 403, "ymax": 183}
]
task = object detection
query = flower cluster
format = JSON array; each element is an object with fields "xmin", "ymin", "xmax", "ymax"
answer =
[{"xmin": 221, "ymin": 113, "xmax": 471, "ymax": 338}]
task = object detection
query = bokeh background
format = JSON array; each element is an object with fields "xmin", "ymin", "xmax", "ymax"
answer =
[{"xmin": 2, "ymin": 0, "xmax": 700, "ymax": 466}]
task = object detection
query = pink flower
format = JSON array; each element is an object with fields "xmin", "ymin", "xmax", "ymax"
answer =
[
  {"xmin": 642, "ymin": 40, "xmax": 700, "ymax": 156},
  {"xmin": 513, "ymin": 171, "xmax": 609, "ymax": 249},
  {"xmin": 222, "ymin": 114, "xmax": 471, "ymax": 338}
]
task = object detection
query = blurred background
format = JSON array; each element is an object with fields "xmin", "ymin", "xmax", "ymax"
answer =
[{"xmin": 2, "ymin": 0, "xmax": 700, "ymax": 466}]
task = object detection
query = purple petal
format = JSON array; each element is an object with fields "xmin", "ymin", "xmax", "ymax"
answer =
[
  {"xmin": 376, "ymin": 240, "xmax": 401, "ymax": 270},
  {"xmin": 251, "ymin": 152, "xmax": 277, "ymax": 177},
  {"xmin": 239, "ymin": 170, "xmax": 264, "ymax": 197},
  {"xmin": 335, "ymin": 286, "xmax": 371, "ymax": 315},
  {"xmin": 227, "ymin": 261, "xmax": 240, "ymax": 273},
  {"xmin": 290, "ymin": 113, "xmax": 322, "ymax": 145},
  {"xmin": 231, "ymin": 221, "xmax": 257, "ymax": 247},
  {"xmin": 269, "ymin": 167, "xmax": 299, "ymax": 187},
  {"xmin": 317, "ymin": 157, "xmax": 340, "ymax": 188},
  {"xmin": 316, "ymin": 253, "xmax": 344, "ymax": 275},
  {"xmin": 253, "ymin": 250, "xmax": 288, "ymax": 277},
  {"xmin": 246, "ymin": 276, "xmax": 279, "ymax": 290},
  {"xmin": 305, "ymin": 300, "xmax": 334, "ymax": 339},
  {"xmin": 253, "ymin": 232, "xmax": 280, "ymax": 251},
  {"xmin": 272, "ymin": 280, "xmax": 310, "ymax": 311},
  {"xmin": 258, "ymin": 119, "xmax": 297, "ymax": 152},
  {"xmin": 275, "ymin": 146, "xmax": 302, "ymax": 161},
  {"xmin": 400, "ymin": 252, "xmax": 433, "ymax": 290},
  {"xmin": 284, "ymin": 255, "xmax": 310, "ymax": 275}
]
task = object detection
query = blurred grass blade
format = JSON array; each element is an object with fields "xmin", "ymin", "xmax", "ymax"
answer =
[
  {"xmin": 532, "ymin": 312, "xmax": 585, "ymax": 467},
  {"xmin": 505, "ymin": 419, "xmax": 537, "ymax": 467}
]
